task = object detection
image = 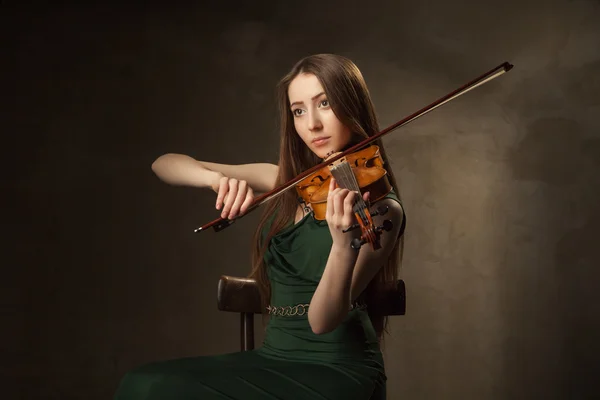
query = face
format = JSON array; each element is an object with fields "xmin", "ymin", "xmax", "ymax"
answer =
[{"xmin": 288, "ymin": 73, "xmax": 352, "ymax": 159}]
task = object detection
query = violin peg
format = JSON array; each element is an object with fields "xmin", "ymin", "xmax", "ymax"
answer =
[
  {"xmin": 342, "ymin": 223, "xmax": 360, "ymax": 233},
  {"xmin": 371, "ymin": 205, "xmax": 389, "ymax": 217},
  {"xmin": 351, "ymin": 237, "xmax": 366, "ymax": 250},
  {"xmin": 375, "ymin": 219, "xmax": 393, "ymax": 233}
]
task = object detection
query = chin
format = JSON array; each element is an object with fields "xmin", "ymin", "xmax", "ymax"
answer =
[
  {"xmin": 307, "ymin": 141, "xmax": 337, "ymax": 159},
  {"xmin": 307, "ymin": 146, "xmax": 326, "ymax": 159},
  {"xmin": 317, "ymin": 149, "xmax": 332, "ymax": 159}
]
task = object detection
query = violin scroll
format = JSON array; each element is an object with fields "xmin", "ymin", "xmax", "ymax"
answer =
[{"xmin": 347, "ymin": 214, "xmax": 394, "ymax": 250}]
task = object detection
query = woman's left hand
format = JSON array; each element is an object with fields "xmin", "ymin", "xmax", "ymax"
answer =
[{"xmin": 325, "ymin": 177, "xmax": 370, "ymax": 250}]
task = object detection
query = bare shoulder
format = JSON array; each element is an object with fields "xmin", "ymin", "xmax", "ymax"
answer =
[
  {"xmin": 368, "ymin": 195, "xmax": 405, "ymax": 241},
  {"xmin": 197, "ymin": 160, "xmax": 279, "ymax": 193},
  {"xmin": 371, "ymin": 195, "xmax": 404, "ymax": 224}
]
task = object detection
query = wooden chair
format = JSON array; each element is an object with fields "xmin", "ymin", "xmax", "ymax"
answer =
[{"xmin": 217, "ymin": 275, "xmax": 406, "ymax": 351}]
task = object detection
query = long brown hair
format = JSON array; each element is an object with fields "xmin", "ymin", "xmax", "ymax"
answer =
[{"xmin": 248, "ymin": 54, "xmax": 404, "ymax": 339}]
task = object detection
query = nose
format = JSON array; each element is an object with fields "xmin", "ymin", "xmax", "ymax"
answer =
[{"xmin": 308, "ymin": 112, "xmax": 323, "ymax": 131}]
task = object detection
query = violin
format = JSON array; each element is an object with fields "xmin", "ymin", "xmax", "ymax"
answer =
[
  {"xmin": 295, "ymin": 145, "xmax": 394, "ymax": 250},
  {"xmin": 194, "ymin": 61, "xmax": 514, "ymax": 250}
]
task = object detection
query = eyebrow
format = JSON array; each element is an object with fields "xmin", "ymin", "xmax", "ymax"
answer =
[{"xmin": 290, "ymin": 91, "xmax": 326, "ymax": 108}]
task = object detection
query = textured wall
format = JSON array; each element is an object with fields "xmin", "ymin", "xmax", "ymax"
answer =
[{"xmin": 4, "ymin": 1, "xmax": 600, "ymax": 399}]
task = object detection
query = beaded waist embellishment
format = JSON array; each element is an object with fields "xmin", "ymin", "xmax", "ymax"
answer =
[{"xmin": 266, "ymin": 302, "xmax": 367, "ymax": 317}]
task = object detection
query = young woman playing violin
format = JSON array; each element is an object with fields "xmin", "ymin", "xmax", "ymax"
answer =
[{"xmin": 115, "ymin": 53, "xmax": 406, "ymax": 400}]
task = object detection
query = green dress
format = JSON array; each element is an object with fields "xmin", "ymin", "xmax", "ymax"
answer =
[{"xmin": 114, "ymin": 190, "xmax": 403, "ymax": 400}]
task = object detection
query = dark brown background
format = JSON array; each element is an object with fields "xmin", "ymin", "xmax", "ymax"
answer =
[{"xmin": 4, "ymin": 1, "xmax": 600, "ymax": 399}]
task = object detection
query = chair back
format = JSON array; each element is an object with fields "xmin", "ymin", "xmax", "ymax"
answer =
[{"xmin": 217, "ymin": 275, "xmax": 406, "ymax": 351}]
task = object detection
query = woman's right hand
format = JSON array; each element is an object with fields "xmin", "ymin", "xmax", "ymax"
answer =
[{"xmin": 211, "ymin": 172, "xmax": 256, "ymax": 220}]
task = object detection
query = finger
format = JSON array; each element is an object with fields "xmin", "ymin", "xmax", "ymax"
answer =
[
  {"xmin": 229, "ymin": 180, "xmax": 248, "ymax": 218},
  {"xmin": 326, "ymin": 179, "xmax": 338, "ymax": 219},
  {"xmin": 343, "ymin": 191, "xmax": 357, "ymax": 227},
  {"xmin": 333, "ymin": 188, "xmax": 349, "ymax": 218},
  {"xmin": 341, "ymin": 194, "xmax": 356, "ymax": 229},
  {"xmin": 326, "ymin": 187, "xmax": 336, "ymax": 219},
  {"xmin": 240, "ymin": 187, "xmax": 254, "ymax": 215},
  {"xmin": 221, "ymin": 179, "xmax": 238, "ymax": 218},
  {"xmin": 363, "ymin": 191, "xmax": 370, "ymax": 202},
  {"xmin": 334, "ymin": 190, "xmax": 351, "ymax": 228},
  {"xmin": 216, "ymin": 177, "xmax": 229, "ymax": 210},
  {"xmin": 344, "ymin": 191, "xmax": 356, "ymax": 215},
  {"xmin": 328, "ymin": 188, "xmax": 343, "ymax": 204}
]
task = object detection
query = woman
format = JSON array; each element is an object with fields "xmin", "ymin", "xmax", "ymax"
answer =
[{"xmin": 115, "ymin": 54, "xmax": 406, "ymax": 399}]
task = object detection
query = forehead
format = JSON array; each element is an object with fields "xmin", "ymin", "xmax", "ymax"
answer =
[{"xmin": 288, "ymin": 73, "xmax": 324, "ymax": 102}]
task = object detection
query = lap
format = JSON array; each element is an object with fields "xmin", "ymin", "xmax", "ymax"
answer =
[{"xmin": 114, "ymin": 350, "xmax": 384, "ymax": 400}]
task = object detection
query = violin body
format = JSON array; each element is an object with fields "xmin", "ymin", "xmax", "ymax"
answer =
[
  {"xmin": 294, "ymin": 145, "xmax": 394, "ymax": 250},
  {"xmin": 295, "ymin": 145, "xmax": 393, "ymax": 220}
]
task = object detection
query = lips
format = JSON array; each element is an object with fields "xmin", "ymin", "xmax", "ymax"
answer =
[{"xmin": 312, "ymin": 137, "xmax": 330, "ymax": 145}]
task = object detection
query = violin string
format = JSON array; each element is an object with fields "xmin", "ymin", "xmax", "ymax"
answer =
[
  {"xmin": 348, "ymin": 164, "xmax": 368, "ymax": 222},
  {"xmin": 338, "ymin": 162, "xmax": 367, "ymax": 223},
  {"xmin": 331, "ymin": 165, "xmax": 351, "ymax": 206}
]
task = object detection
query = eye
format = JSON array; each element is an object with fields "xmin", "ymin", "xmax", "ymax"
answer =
[
  {"xmin": 319, "ymin": 99, "xmax": 329, "ymax": 107},
  {"xmin": 292, "ymin": 108, "xmax": 305, "ymax": 116}
]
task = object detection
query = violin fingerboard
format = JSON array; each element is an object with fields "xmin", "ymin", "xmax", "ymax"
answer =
[{"xmin": 330, "ymin": 162, "xmax": 366, "ymax": 214}]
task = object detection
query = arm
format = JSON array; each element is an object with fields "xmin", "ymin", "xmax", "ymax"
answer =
[
  {"xmin": 349, "ymin": 198, "xmax": 404, "ymax": 300},
  {"xmin": 151, "ymin": 153, "xmax": 279, "ymax": 193},
  {"xmin": 308, "ymin": 196, "xmax": 404, "ymax": 335}
]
